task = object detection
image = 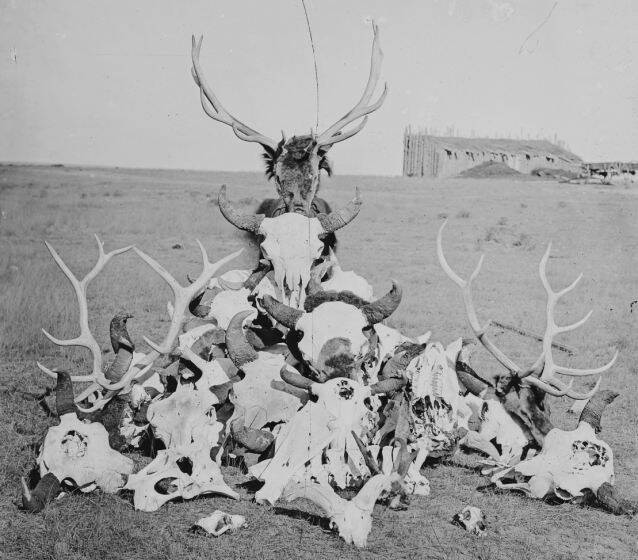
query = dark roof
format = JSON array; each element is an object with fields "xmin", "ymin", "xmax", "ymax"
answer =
[{"xmin": 420, "ymin": 135, "xmax": 582, "ymax": 163}]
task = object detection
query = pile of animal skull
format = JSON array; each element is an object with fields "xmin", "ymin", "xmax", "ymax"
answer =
[{"xmin": 21, "ymin": 23, "xmax": 636, "ymax": 548}]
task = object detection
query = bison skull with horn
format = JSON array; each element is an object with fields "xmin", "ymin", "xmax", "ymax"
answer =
[
  {"xmin": 260, "ymin": 284, "xmax": 402, "ymax": 381},
  {"xmin": 218, "ymin": 185, "xmax": 362, "ymax": 308},
  {"xmin": 222, "ymin": 310, "xmax": 302, "ymax": 455},
  {"xmin": 187, "ymin": 266, "xmax": 278, "ymax": 329},
  {"xmin": 21, "ymin": 372, "xmax": 134, "ymax": 512}
]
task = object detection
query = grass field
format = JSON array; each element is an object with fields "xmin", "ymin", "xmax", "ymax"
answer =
[{"xmin": 0, "ymin": 163, "xmax": 636, "ymax": 559}]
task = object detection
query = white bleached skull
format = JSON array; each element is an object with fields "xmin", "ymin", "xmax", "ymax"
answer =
[
  {"xmin": 124, "ymin": 383, "xmax": 238, "ymax": 511},
  {"xmin": 217, "ymin": 186, "xmax": 362, "ymax": 309},
  {"xmin": 274, "ymin": 369, "xmax": 407, "ymax": 492},
  {"xmin": 38, "ymin": 412, "xmax": 134, "ymax": 493},
  {"xmin": 405, "ymin": 340, "xmax": 464, "ymax": 456},
  {"xmin": 452, "ymin": 506, "xmax": 486, "ymax": 536},
  {"xmin": 259, "ymin": 213, "xmax": 325, "ymax": 308},
  {"xmin": 249, "ymin": 400, "xmax": 334, "ymax": 505},
  {"xmin": 261, "ymin": 284, "xmax": 402, "ymax": 381},
  {"xmin": 190, "ymin": 510, "xmax": 246, "ymax": 537},
  {"xmin": 491, "ymin": 391, "xmax": 618, "ymax": 502},
  {"xmin": 502, "ymin": 422, "xmax": 614, "ymax": 500},
  {"xmin": 229, "ymin": 351, "xmax": 301, "ymax": 428},
  {"xmin": 224, "ymin": 310, "xmax": 302, "ymax": 432},
  {"xmin": 124, "ymin": 445, "xmax": 238, "ymax": 512},
  {"xmin": 312, "ymin": 377, "xmax": 378, "ymax": 488},
  {"xmin": 298, "ymin": 302, "xmax": 370, "ymax": 375},
  {"xmin": 461, "ymin": 392, "xmax": 529, "ymax": 470},
  {"xmin": 187, "ymin": 268, "xmax": 277, "ymax": 329},
  {"xmin": 314, "ymin": 249, "xmax": 374, "ymax": 301},
  {"xmin": 283, "ymin": 473, "xmax": 396, "ymax": 548},
  {"xmin": 146, "ymin": 383, "xmax": 220, "ymax": 449}
]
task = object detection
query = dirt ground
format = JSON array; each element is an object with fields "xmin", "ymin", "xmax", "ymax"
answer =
[{"xmin": 0, "ymin": 164, "xmax": 636, "ymax": 559}]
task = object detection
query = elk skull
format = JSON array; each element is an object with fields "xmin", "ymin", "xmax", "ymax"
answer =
[
  {"xmin": 191, "ymin": 22, "xmax": 386, "ymax": 215},
  {"xmin": 492, "ymin": 391, "xmax": 619, "ymax": 503}
]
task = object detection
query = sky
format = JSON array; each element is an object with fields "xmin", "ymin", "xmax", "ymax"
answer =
[{"xmin": 1, "ymin": 0, "xmax": 636, "ymax": 175}]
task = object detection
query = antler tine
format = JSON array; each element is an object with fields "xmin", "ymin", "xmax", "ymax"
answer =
[
  {"xmin": 191, "ymin": 34, "xmax": 278, "ymax": 150},
  {"xmin": 318, "ymin": 117, "xmax": 369, "ymax": 147},
  {"xmin": 135, "ymin": 244, "xmax": 243, "ymax": 355},
  {"xmin": 315, "ymin": 21, "xmax": 388, "ymax": 148},
  {"xmin": 526, "ymin": 243, "xmax": 617, "ymax": 399},
  {"xmin": 525, "ymin": 374, "xmax": 602, "ymax": 400},
  {"xmin": 75, "ymin": 362, "xmax": 155, "ymax": 412},
  {"xmin": 436, "ymin": 221, "xmax": 522, "ymax": 374},
  {"xmin": 39, "ymin": 237, "xmax": 133, "ymax": 389}
]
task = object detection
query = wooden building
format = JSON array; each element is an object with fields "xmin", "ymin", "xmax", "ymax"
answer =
[{"xmin": 403, "ymin": 128, "xmax": 583, "ymax": 178}]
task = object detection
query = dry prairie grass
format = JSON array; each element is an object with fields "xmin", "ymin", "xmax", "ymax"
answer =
[{"xmin": 0, "ymin": 164, "xmax": 637, "ymax": 560}]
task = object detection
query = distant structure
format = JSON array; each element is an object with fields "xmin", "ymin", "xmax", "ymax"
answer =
[
  {"xmin": 584, "ymin": 161, "xmax": 638, "ymax": 174},
  {"xmin": 583, "ymin": 161, "xmax": 637, "ymax": 183},
  {"xmin": 402, "ymin": 127, "xmax": 583, "ymax": 178}
]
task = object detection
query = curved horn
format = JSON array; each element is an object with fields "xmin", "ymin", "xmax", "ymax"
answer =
[
  {"xmin": 316, "ymin": 189, "xmax": 362, "ymax": 234},
  {"xmin": 21, "ymin": 473, "xmax": 62, "ymax": 513},
  {"xmin": 361, "ymin": 281, "xmax": 402, "ymax": 325},
  {"xmin": 243, "ymin": 263, "xmax": 272, "ymax": 292},
  {"xmin": 230, "ymin": 420, "xmax": 275, "ymax": 453},
  {"xmin": 456, "ymin": 361, "xmax": 491, "ymax": 396},
  {"xmin": 218, "ymin": 185, "xmax": 265, "ymax": 233},
  {"xmin": 578, "ymin": 389, "xmax": 619, "ymax": 433},
  {"xmin": 279, "ymin": 365, "xmax": 314, "ymax": 390},
  {"xmin": 55, "ymin": 371, "xmax": 76, "ymax": 417},
  {"xmin": 382, "ymin": 342, "xmax": 426, "ymax": 379},
  {"xmin": 105, "ymin": 313, "xmax": 135, "ymax": 382},
  {"xmin": 271, "ymin": 380, "xmax": 310, "ymax": 403},
  {"xmin": 369, "ymin": 377, "xmax": 407, "ymax": 396},
  {"xmin": 307, "ymin": 258, "xmax": 332, "ymax": 295},
  {"xmin": 596, "ymin": 482, "xmax": 638, "ymax": 516},
  {"xmin": 351, "ymin": 430, "xmax": 381, "ymax": 475},
  {"xmin": 225, "ymin": 310, "xmax": 258, "ymax": 367},
  {"xmin": 188, "ymin": 289, "xmax": 212, "ymax": 318},
  {"xmin": 259, "ymin": 295, "xmax": 304, "ymax": 329}
]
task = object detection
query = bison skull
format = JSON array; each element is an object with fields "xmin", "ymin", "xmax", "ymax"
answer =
[
  {"xmin": 38, "ymin": 412, "xmax": 134, "ymax": 493},
  {"xmin": 217, "ymin": 185, "xmax": 361, "ymax": 308},
  {"xmin": 260, "ymin": 284, "xmax": 402, "ymax": 381},
  {"xmin": 190, "ymin": 510, "xmax": 246, "ymax": 537},
  {"xmin": 452, "ymin": 506, "xmax": 486, "ymax": 536}
]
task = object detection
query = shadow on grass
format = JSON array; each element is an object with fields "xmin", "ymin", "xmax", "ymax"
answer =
[{"xmin": 273, "ymin": 506, "xmax": 332, "ymax": 531}]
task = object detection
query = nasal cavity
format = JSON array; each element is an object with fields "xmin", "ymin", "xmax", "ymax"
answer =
[{"xmin": 176, "ymin": 456, "xmax": 193, "ymax": 476}]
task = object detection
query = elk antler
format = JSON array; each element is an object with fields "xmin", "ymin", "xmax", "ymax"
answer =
[
  {"xmin": 436, "ymin": 221, "xmax": 522, "ymax": 374},
  {"xmin": 37, "ymin": 235, "xmax": 138, "ymax": 391},
  {"xmin": 517, "ymin": 244, "xmax": 617, "ymax": 399},
  {"xmin": 191, "ymin": 35, "xmax": 278, "ymax": 150},
  {"xmin": 315, "ymin": 22, "xmax": 388, "ymax": 149},
  {"xmin": 134, "ymin": 242, "xmax": 243, "ymax": 356},
  {"xmin": 437, "ymin": 221, "xmax": 616, "ymax": 400}
]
